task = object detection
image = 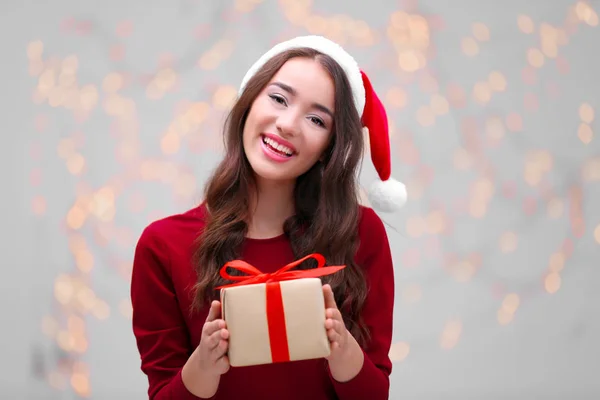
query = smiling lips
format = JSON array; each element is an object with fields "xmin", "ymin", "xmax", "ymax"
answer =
[{"xmin": 260, "ymin": 133, "xmax": 297, "ymax": 162}]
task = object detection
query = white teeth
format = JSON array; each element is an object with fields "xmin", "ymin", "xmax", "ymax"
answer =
[{"xmin": 262, "ymin": 136, "xmax": 293, "ymax": 156}]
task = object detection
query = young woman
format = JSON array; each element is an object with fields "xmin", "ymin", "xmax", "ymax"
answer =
[{"xmin": 131, "ymin": 35, "xmax": 406, "ymax": 400}]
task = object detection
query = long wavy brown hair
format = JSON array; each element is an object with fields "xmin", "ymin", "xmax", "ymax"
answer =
[{"xmin": 192, "ymin": 47, "xmax": 370, "ymax": 345}]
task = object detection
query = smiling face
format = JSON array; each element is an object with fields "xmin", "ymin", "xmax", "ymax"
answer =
[{"xmin": 242, "ymin": 57, "xmax": 335, "ymax": 185}]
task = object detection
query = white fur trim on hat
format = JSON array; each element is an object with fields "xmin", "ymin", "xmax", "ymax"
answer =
[
  {"xmin": 368, "ymin": 177, "xmax": 407, "ymax": 213},
  {"xmin": 238, "ymin": 35, "xmax": 366, "ymax": 117}
]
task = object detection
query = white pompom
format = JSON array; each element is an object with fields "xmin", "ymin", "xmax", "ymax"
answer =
[{"xmin": 368, "ymin": 177, "xmax": 408, "ymax": 213}]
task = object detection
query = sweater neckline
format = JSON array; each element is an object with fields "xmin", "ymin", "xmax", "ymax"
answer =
[
  {"xmin": 198, "ymin": 203, "xmax": 289, "ymax": 245},
  {"xmin": 244, "ymin": 233, "xmax": 287, "ymax": 244}
]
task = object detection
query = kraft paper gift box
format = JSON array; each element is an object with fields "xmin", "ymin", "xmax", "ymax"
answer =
[{"xmin": 217, "ymin": 253, "xmax": 345, "ymax": 368}]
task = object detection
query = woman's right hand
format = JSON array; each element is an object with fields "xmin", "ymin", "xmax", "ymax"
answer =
[{"xmin": 198, "ymin": 300, "xmax": 230, "ymax": 376}]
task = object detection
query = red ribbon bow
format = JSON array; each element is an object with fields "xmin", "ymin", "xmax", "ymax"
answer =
[
  {"xmin": 215, "ymin": 253, "xmax": 345, "ymax": 289},
  {"xmin": 216, "ymin": 253, "xmax": 345, "ymax": 364}
]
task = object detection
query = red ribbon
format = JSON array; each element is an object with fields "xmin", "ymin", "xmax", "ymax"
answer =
[{"xmin": 216, "ymin": 253, "xmax": 345, "ymax": 363}]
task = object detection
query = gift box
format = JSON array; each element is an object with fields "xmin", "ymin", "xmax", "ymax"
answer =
[{"xmin": 217, "ymin": 253, "xmax": 345, "ymax": 368}]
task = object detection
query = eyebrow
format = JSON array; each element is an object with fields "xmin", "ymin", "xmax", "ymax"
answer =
[{"xmin": 269, "ymin": 81, "xmax": 334, "ymax": 119}]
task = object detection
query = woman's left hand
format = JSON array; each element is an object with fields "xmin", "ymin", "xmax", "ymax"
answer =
[
  {"xmin": 323, "ymin": 284, "xmax": 350, "ymax": 361},
  {"xmin": 322, "ymin": 284, "xmax": 365, "ymax": 381}
]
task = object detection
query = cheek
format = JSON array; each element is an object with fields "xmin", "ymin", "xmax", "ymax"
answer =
[
  {"xmin": 245, "ymin": 103, "xmax": 271, "ymax": 134},
  {"xmin": 244, "ymin": 110, "xmax": 255, "ymax": 132},
  {"xmin": 304, "ymin": 134, "xmax": 331, "ymax": 160},
  {"xmin": 242, "ymin": 121, "xmax": 255, "ymax": 154},
  {"xmin": 242, "ymin": 108, "xmax": 259, "ymax": 139}
]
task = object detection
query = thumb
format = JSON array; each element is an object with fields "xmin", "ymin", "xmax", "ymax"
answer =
[
  {"xmin": 322, "ymin": 284, "xmax": 338, "ymax": 309},
  {"xmin": 206, "ymin": 300, "xmax": 221, "ymax": 322}
]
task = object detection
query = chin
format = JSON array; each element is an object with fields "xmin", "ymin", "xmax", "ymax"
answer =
[{"xmin": 251, "ymin": 163, "xmax": 296, "ymax": 184}]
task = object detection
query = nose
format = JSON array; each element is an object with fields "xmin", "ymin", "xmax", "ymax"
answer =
[{"xmin": 275, "ymin": 109, "xmax": 300, "ymax": 137}]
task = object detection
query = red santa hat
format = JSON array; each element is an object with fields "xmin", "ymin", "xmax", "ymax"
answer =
[{"xmin": 239, "ymin": 35, "xmax": 407, "ymax": 213}]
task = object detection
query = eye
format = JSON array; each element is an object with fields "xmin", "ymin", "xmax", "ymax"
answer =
[
  {"xmin": 268, "ymin": 94, "xmax": 287, "ymax": 106},
  {"xmin": 309, "ymin": 116, "xmax": 325, "ymax": 128}
]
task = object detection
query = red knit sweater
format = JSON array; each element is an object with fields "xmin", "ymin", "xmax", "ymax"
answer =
[{"xmin": 131, "ymin": 204, "xmax": 395, "ymax": 399}]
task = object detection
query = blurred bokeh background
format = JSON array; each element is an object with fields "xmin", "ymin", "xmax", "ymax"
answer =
[{"xmin": 3, "ymin": 0, "xmax": 600, "ymax": 398}]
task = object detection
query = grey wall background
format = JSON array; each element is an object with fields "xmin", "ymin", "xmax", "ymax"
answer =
[{"xmin": 2, "ymin": 0, "xmax": 600, "ymax": 398}]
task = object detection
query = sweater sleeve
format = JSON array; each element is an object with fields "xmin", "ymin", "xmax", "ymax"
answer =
[
  {"xmin": 329, "ymin": 207, "xmax": 395, "ymax": 400},
  {"xmin": 131, "ymin": 224, "xmax": 214, "ymax": 400}
]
